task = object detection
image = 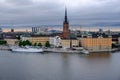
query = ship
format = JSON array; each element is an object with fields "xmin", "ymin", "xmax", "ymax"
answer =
[{"xmin": 11, "ymin": 46, "xmax": 44, "ymax": 53}]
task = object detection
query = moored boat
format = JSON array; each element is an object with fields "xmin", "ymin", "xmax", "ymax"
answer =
[
  {"xmin": 81, "ymin": 49, "xmax": 89, "ymax": 55},
  {"xmin": 11, "ymin": 46, "xmax": 43, "ymax": 53}
]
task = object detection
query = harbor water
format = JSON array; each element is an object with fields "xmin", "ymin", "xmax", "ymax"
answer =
[{"xmin": 0, "ymin": 51, "xmax": 120, "ymax": 80}]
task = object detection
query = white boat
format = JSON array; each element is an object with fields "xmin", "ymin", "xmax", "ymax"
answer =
[
  {"xmin": 81, "ymin": 49, "xmax": 89, "ymax": 54},
  {"xmin": 11, "ymin": 46, "xmax": 44, "ymax": 53}
]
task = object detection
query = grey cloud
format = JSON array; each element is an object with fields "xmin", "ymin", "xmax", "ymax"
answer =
[{"xmin": 0, "ymin": 0, "xmax": 120, "ymax": 26}]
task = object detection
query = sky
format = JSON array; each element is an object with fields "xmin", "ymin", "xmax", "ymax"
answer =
[{"xmin": 0, "ymin": 0, "xmax": 120, "ymax": 26}]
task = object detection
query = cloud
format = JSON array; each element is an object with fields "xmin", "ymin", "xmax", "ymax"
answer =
[{"xmin": 0, "ymin": 0, "xmax": 120, "ymax": 26}]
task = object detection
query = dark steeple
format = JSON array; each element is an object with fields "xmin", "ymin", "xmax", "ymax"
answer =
[{"xmin": 64, "ymin": 7, "xmax": 69, "ymax": 24}]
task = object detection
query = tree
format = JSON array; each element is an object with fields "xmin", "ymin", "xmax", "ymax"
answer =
[
  {"xmin": 0, "ymin": 40, "xmax": 7, "ymax": 45},
  {"xmin": 38, "ymin": 43, "xmax": 42, "ymax": 47},
  {"xmin": 18, "ymin": 40, "xmax": 32, "ymax": 46},
  {"xmin": 25, "ymin": 40, "xmax": 32, "ymax": 46},
  {"xmin": 33, "ymin": 43, "xmax": 37, "ymax": 46},
  {"xmin": 45, "ymin": 41, "xmax": 50, "ymax": 47},
  {"xmin": 19, "ymin": 41, "xmax": 23, "ymax": 46}
]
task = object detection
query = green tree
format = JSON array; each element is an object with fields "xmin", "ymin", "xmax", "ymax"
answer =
[
  {"xmin": 38, "ymin": 43, "xmax": 42, "ymax": 47},
  {"xmin": 0, "ymin": 40, "xmax": 7, "ymax": 45},
  {"xmin": 18, "ymin": 40, "xmax": 32, "ymax": 46},
  {"xmin": 33, "ymin": 43, "xmax": 37, "ymax": 46},
  {"xmin": 19, "ymin": 41, "xmax": 23, "ymax": 46},
  {"xmin": 45, "ymin": 41, "xmax": 50, "ymax": 47},
  {"xmin": 25, "ymin": 40, "xmax": 32, "ymax": 46}
]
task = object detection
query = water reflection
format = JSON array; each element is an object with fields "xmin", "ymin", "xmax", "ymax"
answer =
[
  {"xmin": 87, "ymin": 52, "xmax": 111, "ymax": 59},
  {"xmin": 0, "ymin": 51, "xmax": 120, "ymax": 80}
]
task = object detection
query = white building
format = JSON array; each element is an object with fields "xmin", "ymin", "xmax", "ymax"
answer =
[{"xmin": 50, "ymin": 36, "xmax": 61, "ymax": 47}]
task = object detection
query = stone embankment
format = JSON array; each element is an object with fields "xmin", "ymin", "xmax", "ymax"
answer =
[{"xmin": 0, "ymin": 45, "xmax": 10, "ymax": 50}]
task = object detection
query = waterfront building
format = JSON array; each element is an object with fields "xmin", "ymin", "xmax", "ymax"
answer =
[
  {"xmin": 71, "ymin": 39, "xmax": 79, "ymax": 47},
  {"xmin": 31, "ymin": 36, "xmax": 49, "ymax": 45},
  {"xmin": 4, "ymin": 39, "xmax": 19, "ymax": 45},
  {"xmin": 21, "ymin": 36, "xmax": 49, "ymax": 46},
  {"xmin": 81, "ymin": 33, "xmax": 112, "ymax": 51},
  {"xmin": 61, "ymin": 39, "xmax": 80, "ymax": 49},
  {"xmin": 61, "ymin": 39, "xmax": 70, "ymax": 48},
  {"xmin": 49, "ymin": 36, "xmax": 61, "ymax": 47},
  {"xmin": 21, "ymin": 35, "xmax": 32, "ymax": 42}
]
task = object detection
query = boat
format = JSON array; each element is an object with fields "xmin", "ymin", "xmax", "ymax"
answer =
[
  {"xmin": 81, "ymin": 49, "xmax": 89, "ymax": 54},
  {"xmin": 11, "ymin": 46, "xmax": 44, "ymax": 53}
]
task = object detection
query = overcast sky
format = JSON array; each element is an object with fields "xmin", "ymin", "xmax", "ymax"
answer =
[{"xmin": 0, "ymin": 0, "xmax": 120, "ymax": 26}]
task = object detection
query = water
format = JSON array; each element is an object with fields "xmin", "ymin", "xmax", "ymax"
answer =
[{"xmin": 0, "ymin": 51, "xmax": 120, "ymax": 80}]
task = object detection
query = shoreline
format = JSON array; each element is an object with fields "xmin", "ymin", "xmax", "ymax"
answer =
[{"xmin": 0, "ymin": 45, "xmax": 119, "ymax": 53}]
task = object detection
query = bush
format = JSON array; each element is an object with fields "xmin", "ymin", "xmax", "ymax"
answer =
[
  {"xmin": 38, "ymin": 43, "xmax": 42, "ymax": 47},
  {"xmin": 18, "ymin": 40, "xmax": 32, "ymax": 46},
  {"xmin": 45, "ymin": 41, "xmax": 50, "ymax": 47},
  {"xmin": 33, "ymin": 43, "xmax": 37, "ymax": 46},
  {"xmin": 0, "ymin": 40, "xmax": 7, "ymax": 45}
]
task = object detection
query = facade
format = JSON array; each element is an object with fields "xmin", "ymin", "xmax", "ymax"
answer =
[
  {"xmin": 50, "ymin": 36, "xmax": 61, "ymax": 47},
  {"xmin": 61, "ymin": 39, "xmax": 71, "ymax": 49},
  {"xmin": 31, "ymin": 37, "xmax": 49, "ymax": 45},
  {"xmin": 32, "ymin": 27, "xmax": 48, "ymax": 33},
  {"xmin": 71, "ymin": 40, "xmax": 79, "ymax": 47},
  {"xmin": 61, "ymin": 39, "xmax": 80, "ymax": 49},
  {"xmin": 81, "ymin": 36, "xmax": 112, "ymax": 51},
  {"xmin": 4, "ymin": 39, "xmax": 19, "ymax": 45},
  {"xmin": 21, "ymin": 36, "xmax": 49, "ymax": 46},
  {"xmin": 21, "ymin": 36, "xmax": 32, "ymax": 42}
]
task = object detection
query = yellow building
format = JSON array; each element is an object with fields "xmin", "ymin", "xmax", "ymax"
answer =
[
  {"xmin": 21, "ymin": 36, "xmax": 49, "ymax": 46},
  {"xmin": 5, "ymin": 39, "xmax": 19, "ymax": 45},
  {"xmin": 81, "ymin": 37, "xmax": 112, "ymax": 51},
  {"xmin": 72, "ymin": 40, "xmax": 79, "ymax": 47},
  {"xmin": 61, "ymin": 39, "xmax": 71, "ymax": 48},
  {"xmin": 31, "ymin": 37, "xmax": 49, "ymax": 45},
  {"xmin": 61, "ymin": 39, "xmax": 80, "ymax": 48}
]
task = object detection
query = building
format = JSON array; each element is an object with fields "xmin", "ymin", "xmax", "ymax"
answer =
[
  {"xmin": 112, "ymin": 33, "xmax": 119, "ymax": 44},
  {"xmin": 61, "ymin": 39, "xmax": 71, "ymax": 48},
  {"xmin": 61, "ymin": 39, "xmax": 80, "ymax": 49},
  {"xmin": 71, "ymin": 39, "xmax": 79, "ymax": 47},
  {"xmin": 31, "ymin": 36, "xmax": 49, "ymax": 45},
  {"xmin": 4, "ymin": 39, "xmax": 19, "ymax": 45},
  {"xmin": 50, "ymin": 36, "xmax": 61, "ymax": 47},
  {"xmin": 58, "ymin": 8, "xmax": 70, "ymax": 39},
  {"xmin": 81, "ymin": 33, "xmax": 112, "ymax": 51},
  {"xmin": 62, "ymin": 8, "xmax": 70, "ymax": 39},
  {"xmin": 21, "ymin": 35, "xmax": 32, "ymax": 42},
  {"xmin": 32, "ymin": 27, "xmax": 48, "ymax": 33},
  {"xmin": 21, "ymin": 36, "xmax": 49, "ymax": 46}
]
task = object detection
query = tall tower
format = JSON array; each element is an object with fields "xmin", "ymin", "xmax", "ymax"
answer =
[{"xmin": 63, "ymin": 8, "xmax": 70, "ymax": 39}]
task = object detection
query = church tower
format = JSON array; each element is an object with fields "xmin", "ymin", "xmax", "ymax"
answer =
[{"xmin": 63, "ymin": 8, "xmax": 70, "ymax": 39}]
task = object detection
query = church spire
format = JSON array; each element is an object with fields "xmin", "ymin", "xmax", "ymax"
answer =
[{"xmin": 64, "ymin": 7, "xmax": 69, "ymax": 24}]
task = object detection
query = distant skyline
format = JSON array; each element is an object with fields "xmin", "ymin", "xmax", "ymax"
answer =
[{"xmin": 0, "ymin": 0, "xmax": 120, "ymax": 26}]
